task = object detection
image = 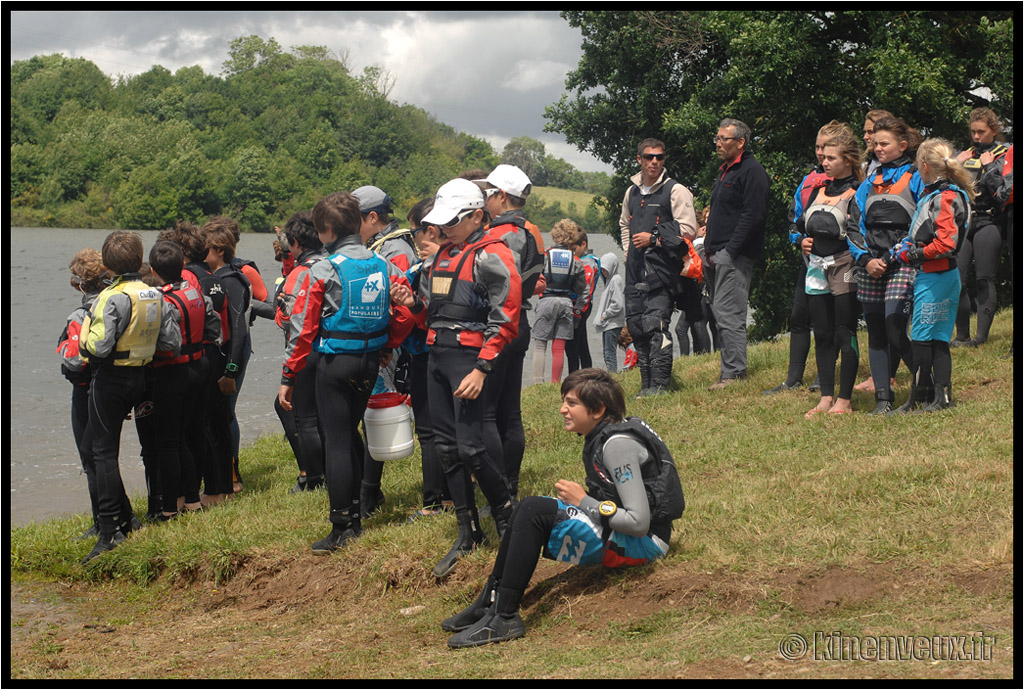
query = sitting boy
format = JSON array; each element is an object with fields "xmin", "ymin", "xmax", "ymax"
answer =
[{"xmin": 441, "ymin": 368, "xmax": 685, "ymax": 648}]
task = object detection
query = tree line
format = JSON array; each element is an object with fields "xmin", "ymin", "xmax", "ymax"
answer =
[{"xmin": 9, "ymin": 35, "xmax": 609, "ymax": 235}]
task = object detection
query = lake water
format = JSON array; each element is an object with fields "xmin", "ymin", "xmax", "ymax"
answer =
[{"xmin": 8, "ymin": 227, "xmax": 628, "ymax": 526}]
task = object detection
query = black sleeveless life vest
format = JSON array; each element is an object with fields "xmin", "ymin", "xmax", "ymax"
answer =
[
  {"xmin": 625, "ymin": 180, "xmax": 684, "ymax": 291},
  {"xmin": 582, "ymin": 417, "xmax": 686, "ymax": 534}
]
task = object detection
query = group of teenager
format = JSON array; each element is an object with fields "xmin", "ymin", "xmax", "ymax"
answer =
[
  {"xmin": 60, "ymin": 163, "xmax": 686, "ymax": 649},
  {"xmin": 59, "ymin": 103, "xmax": 1011, "ymax": 647},
  {"xmin": 59, "ymin": 217, "xmax": 275, "ymax": 564},
  {"xmin": 762, "ymin": 107, "xmax": 1014, "ymax": 419}
]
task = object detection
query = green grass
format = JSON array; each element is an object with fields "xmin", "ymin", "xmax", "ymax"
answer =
[
  {"xmin": 9, "ymin": 308, "xmax": 1014, "ymax": 678},
  {"xmin": 529, "ymin": 185, "xmax": 601, "ymax": 212}
]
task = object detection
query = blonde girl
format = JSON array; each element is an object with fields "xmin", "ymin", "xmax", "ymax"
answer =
[{"xmin": 889, "ymin": 138, "xmax": 975, "ymax": 412}]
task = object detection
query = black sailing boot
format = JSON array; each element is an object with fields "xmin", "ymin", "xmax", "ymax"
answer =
[
  {"xmin": 868, "ymin": 389, "xmax": 894, "ymax": 416},
  {"xmin": 920, "ymin": 384, "xmax": 955, "ymax": 413},
  {"xmin": 492, "ymin": 502, "xmax": 513, "ymax": 541},
  {"xmin": 433, "ymin": 510, "xmax": 484, "ymax": 579},
  {"xmin": 887, "ymin": 385, "xmax": 932, "ymax": 417},
  {"xmin": 81, "ymin": 523, "xmax": 126, "ymax": 565},
  {"xmin": 312, "ymin": 508, "xmax": 361, "ymax": 555},
  {"xmin": 441, "ymin": 576, "xmax": 497, "ymax": 632},
  {"xmin": 647, "ymin": 339, "xmax": 674, "ymax": 396},
  {"xmin": 635, "ymin": 342, "xmax": 652, "ymax": 398},
  {"xmin": 447, "ymin": 586, "xmax": 526, "ymax": 649},
  {"xmin": 359, "ymin": 481, "xmax": 385, "ymax": 519}
]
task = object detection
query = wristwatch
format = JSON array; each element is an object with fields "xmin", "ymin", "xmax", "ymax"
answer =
[
  {"xmin": 598, "ymin": 500, "xmax": 618, "ymax": 517},
  {"xmin": 475, "ymin": 359, "xmax": 494, "ymax": 375}
]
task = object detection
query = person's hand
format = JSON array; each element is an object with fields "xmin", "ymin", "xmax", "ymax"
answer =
[
  {"xmin": 218, "ymin": 376, "xmax": 237, "ymax": 396},
  {"xmin": 555, "ymin": 479, "xmax": 586, "ymax": 507},
  {"xmin": 801, "ymin": 236, "xmax": 814, "ymax": 257},
  {"xmin": 632, "ymin": 232, "xmax": 654, "ymax": 249},
  {"xmin": 534, "ymin": 273, "xmax": 547, "ymax": 296},
  {"xmin": 979, "ymin": 151, "xmax": 995, "ymax": 166},
  {"xmin": 390, "ymin": 282, "xmax": 416, "ymax": 307},
  {"xmin": 866, "ymin": 258, "xmax": 888, "ymax": 278},
  {"xmin": 454, "ymin": 368, "xmax": 487, "ymax": 400},
  {"xmin": 957, "ymin": 150, "xmax": 972, "ymax": 164},
  {"xmin": 278, "ymin": 383, "xmax": 293, "ymax": 411}
]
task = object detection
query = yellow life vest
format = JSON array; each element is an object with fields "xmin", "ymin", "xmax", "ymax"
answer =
[{"xmin": 82, "ymin": 278, "xmax": 163, "ymax": 366}]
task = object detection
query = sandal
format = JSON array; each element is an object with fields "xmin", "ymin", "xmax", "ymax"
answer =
[{"xmin": 407, "ymin": 508, "xmax": 444, "ymax": 524}]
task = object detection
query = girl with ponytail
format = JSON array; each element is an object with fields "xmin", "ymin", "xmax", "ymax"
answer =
[{"xmin": 889, "ymin": 138, "xmax": 975, "ymax": 413}]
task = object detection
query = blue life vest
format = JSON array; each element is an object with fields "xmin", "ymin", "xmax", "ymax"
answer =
[{"xmin": 315, "ymin": 252, "xmax": 391, "ymax": 354}]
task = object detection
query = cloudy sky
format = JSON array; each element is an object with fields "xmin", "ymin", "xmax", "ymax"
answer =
[{"xmin": 9, "ymin": 10, "xmax": 614, "ymax": 173}]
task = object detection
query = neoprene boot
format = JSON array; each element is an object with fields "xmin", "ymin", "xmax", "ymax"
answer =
[
  {"xmin": 635, "ymin": 343, "xmax": 652, "ymax": 397},
  {"xmin": 888, "ymin": 385, "xmax": 932, "ymax": 417},
  {"xmin": 433, "ymin": 510, "xmax": 484, "ymax": 579},
  {"xmin": 492, "ymin": 502, "xmax": 513, "ymax": 541},
  {"xmin": 82, "ymin": 527, "xmax": 126, "ymax": 565},
  {"xmin": 359, "ymin": 481, "xmax": 385, "ymax": 519},
  {"xmin": 447, "ymin": 586, "xmax": 525, "ymax": 649},
  {"xmin": 312, "ymin": 508, "xmax": 361, "ymax": 555},
  {"xmin": 920, "ymin": 384, "xmax": 955, "ymax": 413},
  {"xmin": 868, "ymin": 390, "xmax": 894, "ymax": 416},
  {"xmin": 289, "ymin": 475, "xmax": 307, "ymax": 494},
  {"xmin": 304, "ymin": 474, "xmax": 325, "ymax": 491},
  {"xmin": 441, "ymin": 576, "xmax": 497, "ymax": 632},
  {"xmin": 648, "ymin": 338, "xmax": 674, "ymax": 394}
]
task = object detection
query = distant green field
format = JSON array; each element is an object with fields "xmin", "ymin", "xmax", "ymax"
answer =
[{"xmin": 529, "ymin": 186, "xmax": 601, "ymax": 212}]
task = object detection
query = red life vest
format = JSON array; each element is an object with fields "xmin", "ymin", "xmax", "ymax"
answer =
[
  {"xmin": 153, "ymin": 281, "xmax": 207, "ymax": 367},
  {"xmin": 799, "ymin": 171, "xmax": 831, "ymax": 211},
  {"xmin": 426, "ymin": 236, "xmax": 506, "ymax": 349}
]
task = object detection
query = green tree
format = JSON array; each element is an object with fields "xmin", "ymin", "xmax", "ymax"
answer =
[
  {"xmin": 111, "ymin": 164, "xmax": 178, "ymax": 229},
  {"xmin": 502, "ymin": 136, "xmax": 549, "ymax": 185},
  {"xmin": 546, "ymin": 10, "xmax": 1015, "ymax": 340},
  {"xmin": 10, "ymin": 36, "xmax": 504, "ymax": 232},
  {"xmin": 222, "ymin": 35, "xmax": 285, "ymax": 76},
  {"xmin": 226, "ymin": 146, "xmax": 273, "ymax": 232},
  {"xmin": 10, "ymin": 54, "xmax": 112, "ymax": 125}
]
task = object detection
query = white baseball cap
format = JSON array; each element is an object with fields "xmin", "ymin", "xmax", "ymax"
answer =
[
  {"xmin": 486, "ymin": 164, "xmax": 532, "ymax": 198},
  {"xmin": 421, "ymin": 178, "xmax": 485, "ymax": 226}
]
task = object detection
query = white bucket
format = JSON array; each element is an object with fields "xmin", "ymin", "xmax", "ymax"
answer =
[{"xmin": 364, "ymin": 392, "xmax": 415, "ymax": 461}]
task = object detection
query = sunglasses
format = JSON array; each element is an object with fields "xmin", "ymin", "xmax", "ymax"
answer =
[
  {"xmin": 642, "ymin": 153, "xmax": 666, "ymax": 161},
  {"xmin": 442, "ymin": 208, "xmax": 476, "ymax": 229}
]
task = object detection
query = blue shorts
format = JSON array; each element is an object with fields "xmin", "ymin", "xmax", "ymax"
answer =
[
  {"xmin": 544, "ymin": 499, "xmax": 668, "ymax": 568},
  {"xmin": 912, "ymin": 270, "xmax": 960, "ymax": 342}
]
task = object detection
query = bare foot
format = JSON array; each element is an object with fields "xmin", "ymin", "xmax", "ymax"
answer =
[
  {"xmin": 805, "ymin": 396, "xmax": 834, "ymax": 420},
  {"xmin": 854, "ymin": 377, "xmax": 875, "ymax": 393},
  {"xmin": 201, "ymin": 493, "xmax": 225, "ymax": 508},
  {"xmin": 827, "ymin": 398, "xmax": 854, "ymax": 415}
]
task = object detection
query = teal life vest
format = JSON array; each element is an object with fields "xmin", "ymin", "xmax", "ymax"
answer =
[{"xmin": 315, "ymin": 252, "xmax": 391, "ymax": 354}]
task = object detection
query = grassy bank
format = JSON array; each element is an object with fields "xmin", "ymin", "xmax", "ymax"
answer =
[{"xmin": 10, "ymin": 310, "xmax": 1015, "ymax": 679}]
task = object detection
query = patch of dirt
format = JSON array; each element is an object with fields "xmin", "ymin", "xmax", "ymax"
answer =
[
  {"xmin": 9, "ymin": 556, "xmax": 1014, "ymax": 679},
  {"xmin": 773, "ymin": 562, "xmax": 897, "ymax": 613}
]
